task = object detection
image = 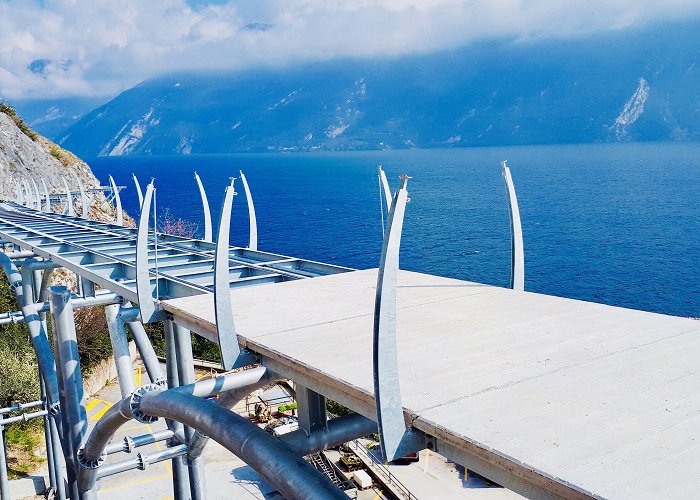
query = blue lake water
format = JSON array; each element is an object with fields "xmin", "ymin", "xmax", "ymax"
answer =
[{"xmin": 86, "ymin": 142, "xmax": 700, "ymax": 318}]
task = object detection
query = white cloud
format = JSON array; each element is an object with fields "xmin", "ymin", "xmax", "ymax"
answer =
[{"xmin": 1, "ymin": 0, "xmax": 699, "ymax": 99}]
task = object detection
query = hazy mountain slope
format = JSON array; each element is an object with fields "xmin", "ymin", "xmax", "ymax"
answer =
[{"xmin": 59, "ymin": 21, "xmax": 700, "ymax": 156}]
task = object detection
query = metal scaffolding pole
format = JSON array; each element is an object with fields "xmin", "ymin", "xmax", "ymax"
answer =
[
  {"xmin": 41, "ymin": 377, "xmax": 57, "ymax": 496},
  {"xmin": 173, "ymin": 323, "xmax": 206, "ymax": 500},
  {"xmin": 104, "ymin": 304, "xmax": 136, "ymax": 398},
  {"xmin": 0, "ymin": 425, "xmax": 9, "ymax": 500},
  {"xmin": 163, "ymin": 320, "xmax": 189, "ymax": 500},
  {"xmin": 137, "ymin": 390, "xmax": 347, "ymax": 500},
  {"xmin": 50, "ymin": 286, "xmax": 96, "ymax": 500}
]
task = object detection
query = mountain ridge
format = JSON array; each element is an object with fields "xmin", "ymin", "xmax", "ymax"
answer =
[{"xmin": 52, "ymin": 20, "xmax": 700, "ymax": 156}]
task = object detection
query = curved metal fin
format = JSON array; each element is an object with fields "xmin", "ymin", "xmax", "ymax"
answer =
[
  {"xmin": 41, "ymin": 178, "xmax": 50, "ymax": 213},
  {"xmin": 23, "ymin": 179, "xmax": 33, "ymax": 208},
  {"xmin": 213, "ymin": 179, "xmax": 241, "ymax": 370},
  {"xmin": 76, "ymin": 176, "xmax": 89, "ymax": 219},
  {"xmin": 194, "ymin": 172, "xmax": 212, "ymax": 242},
  {"xmin": 373, "ymin": 174, "xmax": 424, "ymax": 462},
  {"xmin": 29, "ymin": 178, "xmax": 41, "ymax": 211},
  {"xmin": 239, "ymin": 170, "xmax": 258, "ymax": 250},
  {"xmin": 378, "ymin": 165, "xmax": 392, "ymax": 214},
  {"xmin": 501, "ymin": 161, "xmax": 524, "ymax": 291},
  {"xmin": 109, "ymin": 175, "xmax": 123, "ymax": 226},
  {"xmin": 136, "ymin": 181, "xmax": 158, "ymax": 323},
  {"xmin": 61, "ymin": 177, "xmax": 74, "ymax": 216},
  {"xmin": 14, "ymin": 181, "xmax": 22, "ymax": 205},
  {"xmin": 132, "ymin": 174, "xmax": 144, "ymax": 212}
]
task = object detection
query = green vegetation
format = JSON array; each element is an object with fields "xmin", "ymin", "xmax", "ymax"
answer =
[
  {"xmin": 278, "ymin": 402, "xmax": 298, "ymax": 412},
  {"xmin": 0, "ymin": 275, "xmax": 46, "ymax": 478},
  {"xmin": 49, "ymin": 145, "xmax": 72, "ymax": 167},
  {"xmin": 5, "ymin": 420, "xmax": 45, "ymax": 479},
  {"xmin": 0, "ymin": 102, "xmax": 38, "ymax": 141},
  {"xmin": 326, "ymin": 399, "xmax": 352, "ymax": 417}
]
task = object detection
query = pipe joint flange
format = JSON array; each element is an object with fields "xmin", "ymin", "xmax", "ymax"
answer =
[
  {"xmin": 123, "ymin": 436, "xmax": 136, "ymax": 453},
  {"xmin": 48, "ymin": 401, "xmax": 60, "ymax": 416},
  {"xmin": 77, "ymin": 447, "xmax": 106, "ymax": 469},
  {"xmin": 136, "ymin": 452, "xmax": 148, "ymax": 471},
  {"xmin": 130, "ymin": 384, "xmax": 162, "ymax": 424}
]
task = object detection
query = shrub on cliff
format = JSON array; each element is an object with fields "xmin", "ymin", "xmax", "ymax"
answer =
[{"xmin": 0, "ymin": 102, "xmax": 38, "ymax": 142}]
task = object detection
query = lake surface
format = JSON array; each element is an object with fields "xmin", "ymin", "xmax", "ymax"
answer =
[{"xmin": 86, "ymin": 142, "xmax": 700, "ymax": 318}]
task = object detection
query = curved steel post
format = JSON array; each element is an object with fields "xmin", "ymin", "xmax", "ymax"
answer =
[
  {"xmin": 30, "ymin": 178, "xmax": 41, "ymax": 211},
  {"xmin": 194, "ymin": 172, "xmax": 212, "ymax": 242},
  {"xmin": 41, "ymin": 178, "xmax": 50, "ymax": 213},
  {"xmin": 214, "ymin": 179, "xmax": 242, "ymax": 369},
  {"xmin": 132, "ymin": 173, "xmax": 144, "ymax": 212},
  {"xmin": 136, "ymin": 181, "xmax": 158, "ymax": 323},
  {"xmin": 109, "ymin": 175, "xmax": 123, "ymax": 225},
  {"xmin": 501, "ymin": 161, "xmax": 524, "ymax": 291},
  {"xmin": 23, "ymin": 179, "xmax": 33, "ymax": 208},
  {"xmin": 378, "ymin": 165, "xmax": 392, "ymax": 213},
  {"xmin": 62, "ymin": 177, "xmax": 74, "ymax": 216},
  {"xmin": 76, "ymin": 175, "xmax": 89, "ymax": 219},
  {"xmin": 373, "ymin": 174, "xmax": 424, "ymax": 462},
  {"xmin": 239, "ymin": 171, "xmax": 257, "ymax": 250}
]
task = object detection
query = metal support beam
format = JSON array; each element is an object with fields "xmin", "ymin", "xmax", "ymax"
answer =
[
  {"xmin": 296, "ymin": 385, "xmax": 328, "ymax": 437},
  {"xmin": 501, "ymin": 161, "xmax": 524, "ymax": 291},
  {"xmin": 122, "ymin": 305, "xmax": 166, "ymax": 386},
  {"xmin": 194, "ymin": 172, "xmax": 213, "ymax": 242},
  {"xmin": 373, "ymin": 174, "xmax": 424, "ymax": 461},
  {"xmin": 239, "ymin": 171, "xmax": 257, "ymax": 250}
]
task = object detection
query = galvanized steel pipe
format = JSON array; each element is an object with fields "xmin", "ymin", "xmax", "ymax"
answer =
[{"xmin": 138, "ymin": 390, "xmax": 347, "ymax": 500}]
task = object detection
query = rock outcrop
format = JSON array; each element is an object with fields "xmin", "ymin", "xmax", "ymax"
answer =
[{"xmin": 0, "ymin": 104, "xmax": 100, "ymax": 202}]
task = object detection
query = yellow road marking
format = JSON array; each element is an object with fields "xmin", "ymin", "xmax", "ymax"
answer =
[
  {"xmin": 84, "ymin": 400, "xmax": 100, "ymax": 411},
  {"xmin": 90, "ymin": 402, "xmax": 113, "ymax": 421},
  {"xmin": 423, "ymin": 449, "xmax": 430, "ymax": 473},
  {"xmin": 119, "ymin": 424, "xmax": 149, "ymax": 432},
  {"xmin": 97, "ymin": 472, "xmax": 171, "ymax": 492},
  {"xmin": 372, "ymin": 489, "xmax": 381, "ymax": 500}
]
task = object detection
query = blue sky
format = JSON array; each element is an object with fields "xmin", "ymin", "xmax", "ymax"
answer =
[{"xmin": 1, "ymin": 0, "xmax": 699, "ymax": 100}]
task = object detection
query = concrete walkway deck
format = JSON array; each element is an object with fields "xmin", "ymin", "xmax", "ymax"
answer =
[{"xmin": 164, "ymin": 268, "xmax": 700, "ymax": 499}]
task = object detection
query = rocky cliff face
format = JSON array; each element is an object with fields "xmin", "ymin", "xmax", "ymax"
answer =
[{"xmin": 0, "ymin": 104, "xmax": 100, "ymax": 202}]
